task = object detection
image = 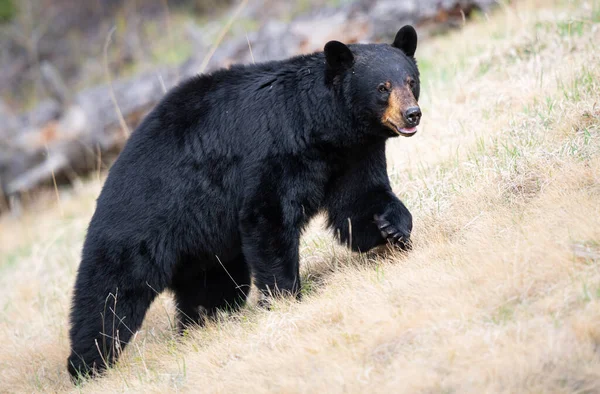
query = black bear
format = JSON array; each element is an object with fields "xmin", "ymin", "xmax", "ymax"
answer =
[{"xmin": 67, "ymin": 25, "xmax": 421, "ymax": 379}]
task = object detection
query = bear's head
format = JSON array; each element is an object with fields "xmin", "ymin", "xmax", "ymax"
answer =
[{"xmin": 324, "ymin": 25, "xmax": 421, "ymax": 138}]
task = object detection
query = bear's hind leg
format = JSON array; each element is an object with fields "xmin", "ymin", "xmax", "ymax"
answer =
[
  {"xmin": 172, "ymin": 254, "xmax": 250, "ymax": 332},
  {"xmin": 67, "ymin": 252, "xmax": 167, "ymax": 380}
]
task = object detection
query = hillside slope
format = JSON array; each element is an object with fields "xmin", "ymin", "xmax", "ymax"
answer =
[{"xmin": 0, "ymin": 0, "xmax": 599, "ymax": 392}]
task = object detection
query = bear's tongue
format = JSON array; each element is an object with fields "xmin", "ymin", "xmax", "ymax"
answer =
[{"xmin": 399, "ymin": 127, "xmax": 417, "ymax": 134}]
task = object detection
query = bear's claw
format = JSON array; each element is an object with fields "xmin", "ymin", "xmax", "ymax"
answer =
[{"xmin": 374, "ymin": 214, "xmax": 412, "ymax": 250}]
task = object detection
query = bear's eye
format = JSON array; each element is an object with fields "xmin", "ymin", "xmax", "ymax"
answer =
[
  {"xmin": 378, "ymin": 83, "xmax": 390, "ymax": 93},
  {"xmin": 408, "ymin": 79, "xmax": 416, "ymax": 88}
]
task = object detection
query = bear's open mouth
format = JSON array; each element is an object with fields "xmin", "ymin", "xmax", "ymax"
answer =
[
  {"xmin": 385, "ymin": 121, "xmax": 418, "ymax": 137},
  {"xmin": 397, "ymin": 126, "xmax": 417, "ymax": 136}
]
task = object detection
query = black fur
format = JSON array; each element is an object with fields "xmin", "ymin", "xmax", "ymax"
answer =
[{"xmin": 68, "ymin": 26, "xmax": 420, "ymax": 379}]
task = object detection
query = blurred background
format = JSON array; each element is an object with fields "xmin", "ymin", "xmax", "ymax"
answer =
[{"xmin": 0, "ymin": 0, "xmax": 496, "ymax": 216}]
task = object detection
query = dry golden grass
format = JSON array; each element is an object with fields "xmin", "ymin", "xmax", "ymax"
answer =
[{"xmin": 1, "ymin": 0, "xmax": 600, "ymax": 392}]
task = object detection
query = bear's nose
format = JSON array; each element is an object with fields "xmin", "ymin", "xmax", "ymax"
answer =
[{"xmin": 404, "ymin": 107, "xmax": 421, "ymax": 126}]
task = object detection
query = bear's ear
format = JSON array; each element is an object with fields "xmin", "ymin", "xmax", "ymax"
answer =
[
  {"xmin": 392, "ymin": 25, "xmax": 418, "ymax": 57},
  {"xmin": 324, "ymin": 40, "xmax": 354, "ymax": 71}
]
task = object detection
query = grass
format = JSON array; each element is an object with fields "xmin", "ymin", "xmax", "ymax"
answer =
[{"xmin": 1, "ymin": 0, "xmax": 600, "ymax": 392}]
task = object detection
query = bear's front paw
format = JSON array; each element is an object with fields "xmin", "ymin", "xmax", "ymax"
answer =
[
  {"xmin": 257, "ymin": 286, "xmax": 302, "ymax": 310},
  {"xmin": 373, "ymin": 213, "xmax": 412, "ymax": 251}
]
